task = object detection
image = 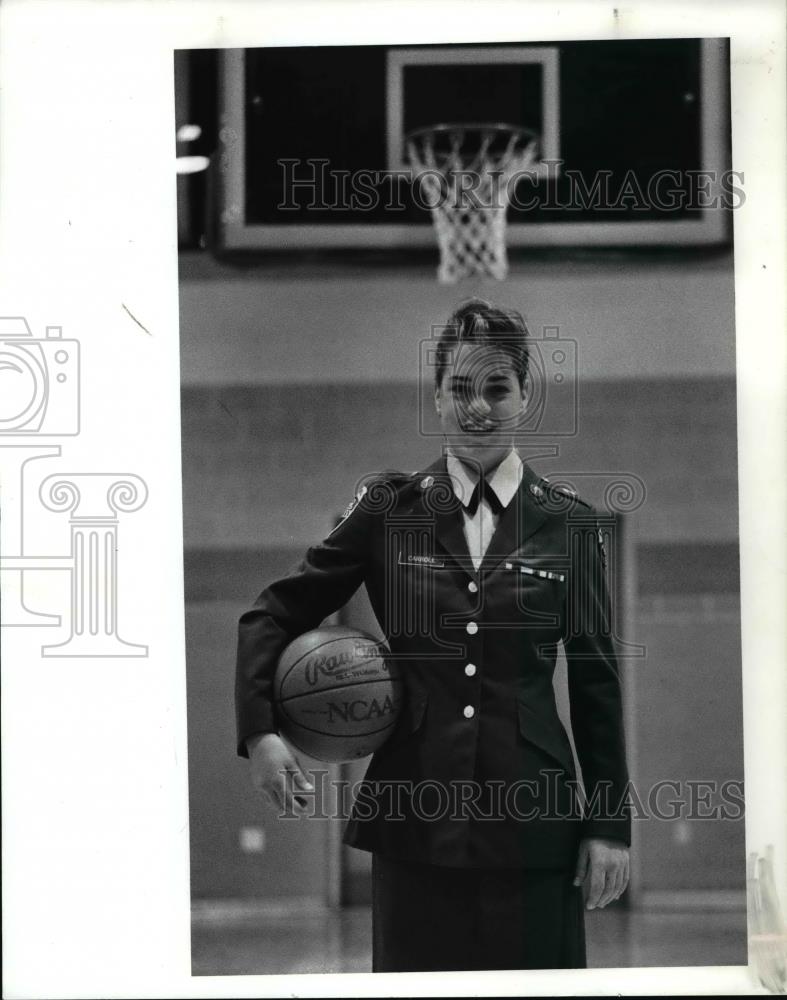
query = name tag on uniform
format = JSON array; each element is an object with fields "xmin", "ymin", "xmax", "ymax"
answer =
[
  {"xmin": 504, "ymin": 561, "xmax": 565, "ymax": 582},
  {"xmin": 398, "ymin": 552, "xmax": 446, "ymax": 568}
]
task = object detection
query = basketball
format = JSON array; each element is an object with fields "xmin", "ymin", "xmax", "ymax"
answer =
[{"xmin": 273, "ymin": 626, "xmax": 404, "ymax": 762}]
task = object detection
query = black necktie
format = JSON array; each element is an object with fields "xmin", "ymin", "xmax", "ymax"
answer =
[{"xmin": 465, "ymin": 476, "xmax": 504, "ymax": 516}]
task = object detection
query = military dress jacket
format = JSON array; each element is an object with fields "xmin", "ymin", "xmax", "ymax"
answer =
[{"xmin": 236, "ymin": 454, "xmax": 631, "ymax": 869}]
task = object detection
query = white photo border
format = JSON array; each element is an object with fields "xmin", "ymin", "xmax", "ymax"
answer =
[{"xmin": 0, "ymin": 0, "xmax": 784, "ymax": 997}]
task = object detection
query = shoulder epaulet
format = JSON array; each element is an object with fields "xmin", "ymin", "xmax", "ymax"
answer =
[
  {"xmin": 376, "ymin": 469, "xmax": 414, "ymax": 482},
  {"xmin": 366, "ymin": 469, "xmax": 417, "ymax": 494},
  {"xmin": 539, "ymin": 476, "xmax": 594, "ymax": 510}
]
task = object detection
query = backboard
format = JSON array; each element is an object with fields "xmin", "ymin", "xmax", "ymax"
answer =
[{"xmin": 214, "ymin": 38, "xmax": 731, "ymax": 253}]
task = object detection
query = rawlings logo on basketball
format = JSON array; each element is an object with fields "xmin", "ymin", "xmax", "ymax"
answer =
[
  {"xmin": 274, "ymin": 626, "xmax": 402, "ymax": 763},
  {"xmin": 326, "ymin": 694, "xmax": 396, "ymax": 723},
  {"xmin": 303, "ymin": 645, "xmax": 389, "ymax": 686}
]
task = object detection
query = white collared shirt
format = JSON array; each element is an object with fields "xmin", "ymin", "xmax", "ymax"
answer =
[{"xmin": 446, "ymin": 447, "xmax": 523, "ymax": 571}]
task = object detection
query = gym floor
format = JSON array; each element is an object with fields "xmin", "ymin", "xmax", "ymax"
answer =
[{"xmin": 191, "ymin": 902, "xmax": 747, "ymax": 975}]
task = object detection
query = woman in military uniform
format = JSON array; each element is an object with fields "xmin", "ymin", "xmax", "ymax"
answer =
[{"xmin": 236, "ymin": 298, "xmax": 630, "ymax": 972}]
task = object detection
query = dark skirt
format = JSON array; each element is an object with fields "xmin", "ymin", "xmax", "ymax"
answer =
[{"xmin": 372, "ymin": 853, "xmax": 587, "ymax": 973}]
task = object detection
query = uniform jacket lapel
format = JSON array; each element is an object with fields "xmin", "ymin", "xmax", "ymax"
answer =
[
  {"xmin": 414, "ymin": 454, "xmax": 548, "ymax": 579},
  {"xmin": 416, "ymin": 455, "xmax": 474, "ymax": 577},
  {"xmin": 478, "ymin": 460, "xmax": 548, "ymax": 575}
]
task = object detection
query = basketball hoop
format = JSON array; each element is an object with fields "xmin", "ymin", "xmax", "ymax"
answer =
[{"xmin": 405, "ymin": 122, "xmax": 540, "ymax": 284}]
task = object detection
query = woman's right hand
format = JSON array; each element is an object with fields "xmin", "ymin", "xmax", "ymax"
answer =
[{"xmin": 246, "ymin": 732, "xmax": 313, "ymax": 815}]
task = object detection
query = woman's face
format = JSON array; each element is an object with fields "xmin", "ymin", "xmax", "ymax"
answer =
[{"xmin": 434, "ymin": 341, "xmax": 526, "ymax": 470}]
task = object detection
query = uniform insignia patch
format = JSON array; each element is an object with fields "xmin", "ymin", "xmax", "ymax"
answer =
[
  {"xmin": 345, "ymin": 485, "xmax": 368, "ymax": 517},
  {"xmin": 328, "ymin": 485, "xmax": 368, "ymax": 535},
  {"xmin": 597, "ymin": 526, "xmax": 607, "ymax": 567}
]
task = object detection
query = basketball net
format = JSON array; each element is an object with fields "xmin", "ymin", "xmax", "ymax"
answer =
[{"xmin": 406, "ymin": 123, "xmax": 540, "ymax": 284}]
